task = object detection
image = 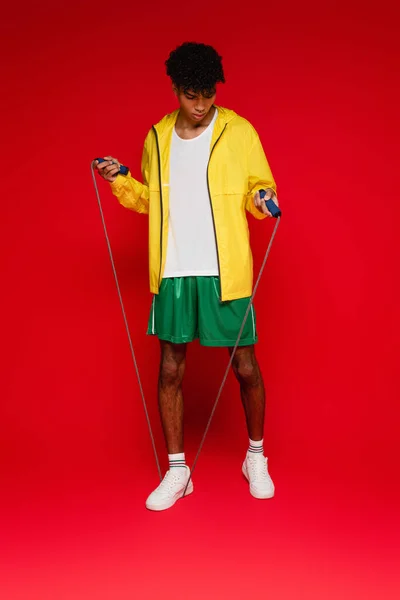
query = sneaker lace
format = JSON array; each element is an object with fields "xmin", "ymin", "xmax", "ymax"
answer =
[
  {"xmin": 249, "ymin": 455, "xmax": 269, "ymax": 481},
  {"xmin": 158, "ymin": 470, "xmax": 180, "ymax": 493}
]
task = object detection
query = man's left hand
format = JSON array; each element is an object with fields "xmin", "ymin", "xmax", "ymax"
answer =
[{"xmin": 254, "ymin": 188, "xmax": 279, "ymax": 217}]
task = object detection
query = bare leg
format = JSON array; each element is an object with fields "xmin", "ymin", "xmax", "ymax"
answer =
[
  {"xmin": 230, "ymin": 345, "xmax": 265, "ymax": 441},
  {"xmin": 158, "ymin": 340, "xmax": 187, "ymax": 454}
]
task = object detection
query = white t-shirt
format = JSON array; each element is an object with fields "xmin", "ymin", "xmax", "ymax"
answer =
[{"xmin": 163, "ymin": 109, "xmax": 219, "ymax": 278}]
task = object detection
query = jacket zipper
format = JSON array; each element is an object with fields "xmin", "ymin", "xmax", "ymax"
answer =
[
  {"xmin": 207, "ymin": 124, "xmax": 227, "ymax": 301},
  {"xmin": 152, "ymin": 126, "xmax": 164, "ymax": 288}
]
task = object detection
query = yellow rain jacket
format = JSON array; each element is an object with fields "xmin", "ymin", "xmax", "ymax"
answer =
[{"xmin": 110, "ymin": 106, "xmax": 276, "ymax": 301}]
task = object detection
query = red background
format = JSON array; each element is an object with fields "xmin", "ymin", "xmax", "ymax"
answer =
[{"xmin": 1, "ymin": 1, "xmax": 399, "ymax": 598}]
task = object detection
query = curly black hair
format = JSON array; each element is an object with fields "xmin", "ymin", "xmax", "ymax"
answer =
[{"xmin": 165, "ymin": 42, "xmax": 225, "ymax": 96}]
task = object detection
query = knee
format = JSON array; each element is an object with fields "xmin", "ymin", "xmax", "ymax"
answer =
[
  {"xmin": 160, "ymin": 356, "xmax": 185, "ymax": 387},
  {"xmin": 233, "ymin": 357, "xmax": 260, "ymax": 386}
]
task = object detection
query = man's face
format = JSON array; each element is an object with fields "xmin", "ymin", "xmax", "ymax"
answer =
[{"xmin": 175, "ymin": 87, "xmax": 216, "ymax": 123}]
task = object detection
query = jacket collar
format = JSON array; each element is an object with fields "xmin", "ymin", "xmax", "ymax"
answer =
[{"xmin": 153, "ymin": 105, "xmax": 237, "ymax": 144}]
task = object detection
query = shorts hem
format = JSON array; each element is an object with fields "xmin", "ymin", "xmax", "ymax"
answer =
[
  {"xmin": 199, "ymin": 336, "xmax": 258, "ymax": 348},
  {"xmin": 147, "ymin": 331, "xmax": 198, "ymax": 345}
]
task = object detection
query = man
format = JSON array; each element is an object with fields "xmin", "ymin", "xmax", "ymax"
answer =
[{"xmin": 95, "ymin": 42, "xmax": 279, "ymax": 511}]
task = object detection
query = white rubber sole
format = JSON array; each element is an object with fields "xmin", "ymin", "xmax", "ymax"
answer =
[
  {"xmin": 145, "ymin": 480, "xmax": 194, "ymax": 512},
  {"xmin": 242, "ymin": 463, "xmax": 275, "ymax": 499}
]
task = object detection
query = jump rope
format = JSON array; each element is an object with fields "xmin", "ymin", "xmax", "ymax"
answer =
[{"xmin": 91, "ymin": 158, "xmax": 281, "ymax": 491}]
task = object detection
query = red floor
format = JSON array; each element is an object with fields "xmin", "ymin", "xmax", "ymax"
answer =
[{"xmin": 1, "ymin": 443, "xmax": 398, "ymax": 600}]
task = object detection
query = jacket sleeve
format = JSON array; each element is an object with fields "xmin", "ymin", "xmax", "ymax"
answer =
[
  {"xmin": 245, "ymin": 128, "xmax": 277, "ymax": 221},
  {"xmin": 109, "ymin": 133, "xmax": 151, "ymax": 215}
]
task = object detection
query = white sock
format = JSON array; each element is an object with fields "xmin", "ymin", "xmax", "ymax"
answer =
[
  {"xmin": 248, "ymin": 438, "xmax": 264, "ymax": 455},
  {"xmin": 168, "ymin": 452, "xmax": 186, "ymax": 469}
]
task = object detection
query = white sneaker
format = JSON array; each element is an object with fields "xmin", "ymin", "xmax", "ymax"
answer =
[
  {"xmin": 242, "ymin": 453, "xmax": 275, "ymax": 499},
  {"xmin": 145, "ymin": 466, "xmax": 193, "ymax": 511}
]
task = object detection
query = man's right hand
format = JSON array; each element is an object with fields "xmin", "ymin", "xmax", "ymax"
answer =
[{"xmin": 94, "ymin": 156, "xmax": 122, "ymax": 183}]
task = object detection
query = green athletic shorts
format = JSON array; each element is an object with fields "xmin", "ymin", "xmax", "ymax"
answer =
[{"xmin": 147, "ymin": 276, "xmax": 257, "ymax": 347}]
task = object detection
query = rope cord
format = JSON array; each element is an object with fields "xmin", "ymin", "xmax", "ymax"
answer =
[
  {"xmin": 91, "ymin": 164, "xmax": 162, "ymax": 482},
  {"xmin": 91, "ymin": 162, "xmax": 280, "ymax": 492},
  {"xmin": 183, "ymin": 216, "xmax": 281, "ymax": 494}
]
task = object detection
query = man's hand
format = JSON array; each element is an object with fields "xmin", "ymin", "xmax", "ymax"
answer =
[
  {"xmin": 93, "ymin": 156, "xmax": 121, "ymax": 183},
  {"xmin": 254, "ymin": 188, "xmax": 279, "ymax": 217}
]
